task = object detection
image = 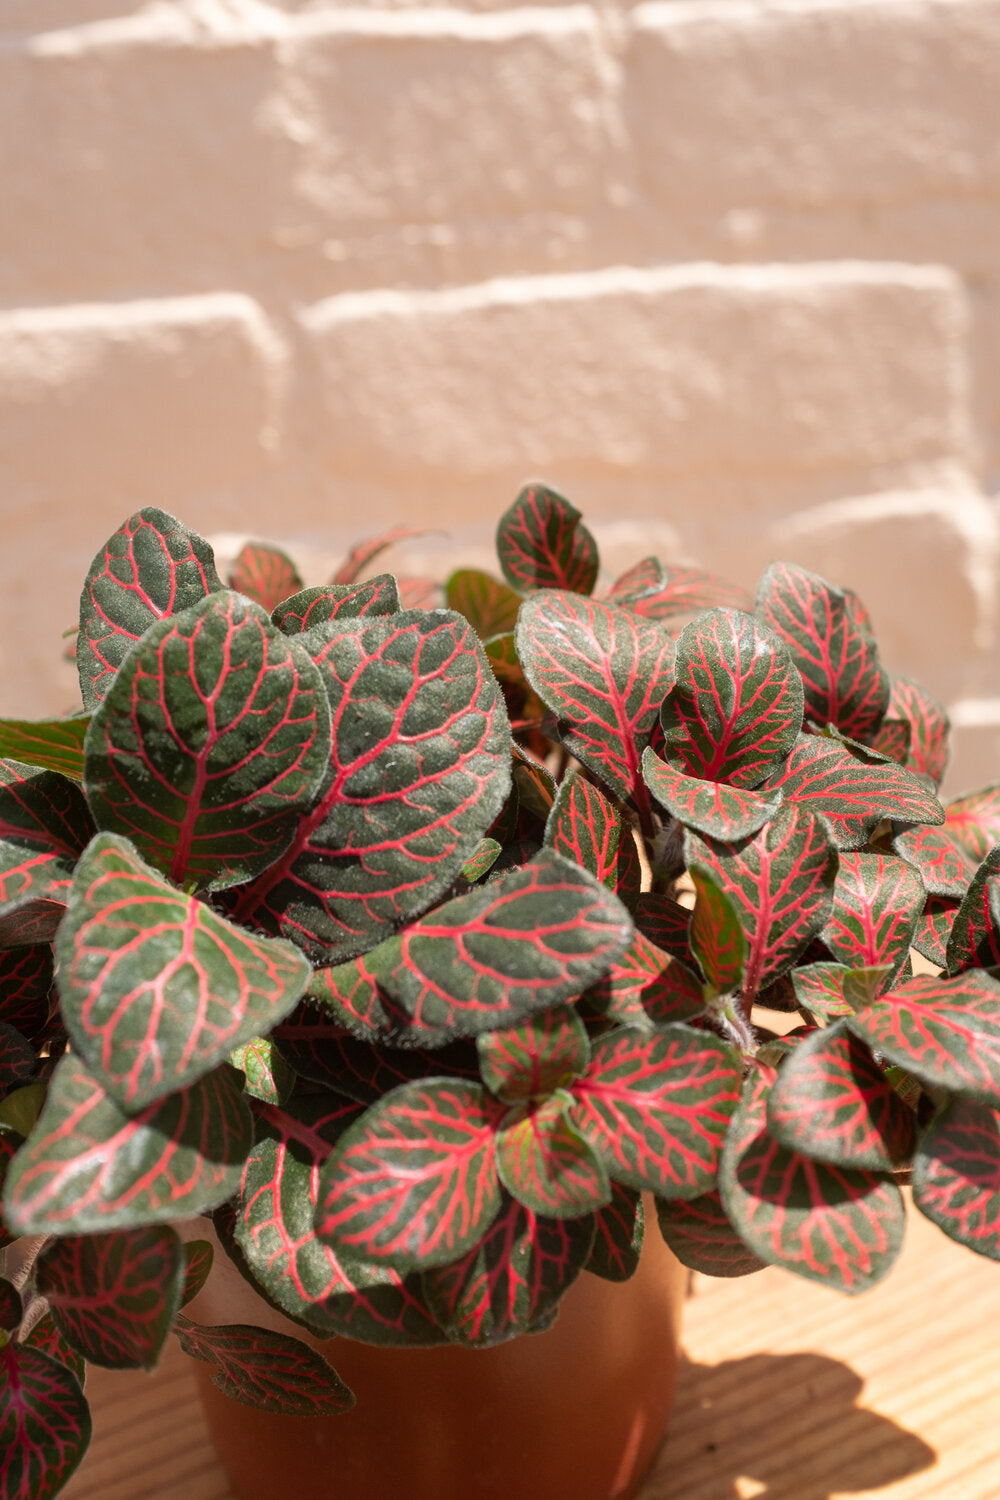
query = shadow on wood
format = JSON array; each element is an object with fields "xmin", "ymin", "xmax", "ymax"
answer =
[{"xmin": 648, "ymin": 1351, "xmax": 936, "ymax": 1499}]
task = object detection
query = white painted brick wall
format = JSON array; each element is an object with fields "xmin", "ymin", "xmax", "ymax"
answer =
[{"xmin": 1, "ymin": 0, "xmax": 999, "ymax": 791}]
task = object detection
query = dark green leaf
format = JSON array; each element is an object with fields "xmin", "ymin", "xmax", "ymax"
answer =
[
  {"xmin": 367, "ymin": 852, "xmax": 632, "ymax": 1040},
  {"xmin": 231, "ymin": 610, "xmax": 511, "ymax": 963},
  {"xmin": 273, "ymin": 576, "xmax": 400, "ymax": 634},
  {"xmin": 84, "ymin": 592, "xmax": 331, "ymax": 891},
  {"xmin": 0, "ymin": 762, "xmax": 94, "ymax": 949},
  {"xmin": 642, "ymin": 750, "xmax": 781, "ymax": 841},
  {"xmin": 756, "ymin": 562, "xmax": 889, "ymax": 739},
  {"xmin": 0, "ymin": 1342, "xmax": 90, "ymax": 1499},
  {"xmin": 77, "ymin": 508, "xmax": 222, "ymax": 710},
  {"xmin": 421, "ymin": 1195, "xmax": 594, "ymax": 1347},
  {"xmin": 446, "ymin": 570, "xmax": 522, "ymax": 640},
  {"xmin": 2, "ymin": 1054, "xmax": 252, "ymax": 1235},
  {"xmin": 180, "ymin": 1240, "xmax": 215, "ymax": 1307},
  {"xmin": 656, "ymin": 1189, "xmax": 766, "ymax": 1278},
  {"xmin": 686, "ymin": 806, "xmax": 837, "ymax": 1003},
  {"xmin": 174, "ymin": 1316, "xmax": 354, "ymax": 1415},
  {"xmin": 661, "ymin": 608, "xmax": 803, "ymax": 786},
  {"xmin": 913, "ymin": 1097, "xmax": 1000, "ymax": 1262},
  {"xmin": 720, "ymin": 1067, "xmax": 904, "ymax": 1293},
  {"xmin": 496, "ymin": 1095, "xmax": 610, "ymax": 1218},
  {"xmin": 767, "ymin": 1021, "xmax": 916, "ymax": 1171},
  {"xmin": 569, "ymin": 1025, "xmax": 741, "ymax": 1200},
  {"xmin": 496, "ymin": 485, "xmax": 598, "ymax": 595},
  {"xmin": 315, "ymin": 1079, "xmax": 506, "ymax": 1272},
  {"xmin": 37, "ymin": 1227, "xmax": 185, "ymax": 1370},
  {"xmin": 477, "ymin": 1006, "xmax": 589, "ymax": 1103},
  {"xmin": 822, "ymin": 852, "xmax": 923, "ymax": 984},
  {"xmin": 585, "ymin": 1183, "xmax": 644, "ymax": 1282},
  {"xmin": 228, "ymin": 542, "xmax": 302, "ymax": 613},
  {"xmin": 847, "ymin": 971, "xmax": 1000, "ymax": 1104},
  {"xmin": 516, "ymin": 591, "xmax": 673, "ymax": 811},
  {"xmin": 56, "ymin": 834, "xmax": 310, "ymax": 1110}
]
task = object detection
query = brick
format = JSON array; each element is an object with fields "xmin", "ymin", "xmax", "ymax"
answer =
[
  {"xmin": 0, "ymin": 11, "xmax": 626, "ymax": 304},
  {"xmin": 297, "ymin": 263, "xmax": 970, "ymax": 510},
  {"xmin": 276, "ymin": 13, "xmax": 627, "ymax": 237},
  {"xmin": 764, "ymin": 481, "xmax": 999, "ymax": 707},
  {"xmin": 0, "ymin": 294, "xmax": 286, "ymax": 718},
  {"xmin": 627, "ymin": 0, "xmax": 1000, "ymax": 218},
  {"xmin": 0, "ymin": 28, "xmax": 288, "ymax": 303},
  {"xmin": 0, "ymin": 1, "xmax": 147, "ymax": 32},
  {"xmin": 941, "ymin": 705, "xmax": 1000, "ymax": 797}
]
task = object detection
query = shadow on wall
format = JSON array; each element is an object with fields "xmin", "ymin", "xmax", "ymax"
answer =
[{"xmin": 651, "ymin": 1352, "xmax": 936, "ymax": 1499}]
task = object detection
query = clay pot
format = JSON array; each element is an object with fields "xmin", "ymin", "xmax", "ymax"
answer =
[{"xmin": 190, "ymin": 1216, "xmax": 685, "ymax": 1500}]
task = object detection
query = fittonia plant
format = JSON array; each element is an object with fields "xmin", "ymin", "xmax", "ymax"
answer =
[{"xmin": 2, "ymin": 491, "xmax": 1000, "ymax": 1495}]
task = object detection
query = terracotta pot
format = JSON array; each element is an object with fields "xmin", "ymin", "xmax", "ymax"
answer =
[{"xmin": 190, "ymin": 1215, "xmax": 686, "ymax": 1500}]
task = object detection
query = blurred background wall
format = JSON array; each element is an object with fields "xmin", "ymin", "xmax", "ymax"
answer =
[{"xmin": 2, "ymin": 0, "xmax": 999, "ymax": 789}]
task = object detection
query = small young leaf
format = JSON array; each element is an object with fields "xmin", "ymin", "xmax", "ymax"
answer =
[
  {"xmin": 569, "ymin": 1024, "xmax": 742, "ymax": 1200},
  {"xmin": 912, "ymin": 1097, "xmax": 1000, "ymax": 1262},
  {"xmin": 689, "ymin": 866, "xmax": 745, "ymax": 996},
  {"xmin": 315, "ymin": 1079, "xmax": 506, "ymax": 1272},
  {"xmin": 36, "ymin": 1227, "xmax": 185, "ymax": 1371},
  {"xmin": 517, "ymin": 591, "xmax": 674, "ymax": 813},
  {"xmin": 422, "ymin": 1195, "xmax": 594, "ymax": 1347},
  {"xmin": 585, "ymin": 1183, "xmax": 644, "ymax": 1282},
  {"xmin": 229, "ymin": 1036, "xmax": 296, "ymax": 1107},
  {"xmin": 477, "ymin": 1007, "xmax": 590, "ymax": 1103},
  {"xmin": 496, "ymin": 1095, "xmax": 610, "ymax": 1219},
  {"xmin": 655, "ymin": 1189, "xmax": 766, "ymax": 1278},
  {"xmin": 77, "ymin": 507, "xmax": 222, "ymax": 710},
  {"xmin": 642, "ymin": 750, "xmax": 781, "ymax": 841},
  {"xmin": 228, "ymin": 542, "xmax": 303, "ymax": 613},
  {"xmin": 791, "ymin": 962, "xmax": 891, "ymax": 1025},
  {"xmin": 0, "ymin": 1341, "xmax": 91, "ymax": 1500},
  {"xmin": 3, "ymin": 1054, "xmax": 252, "ymax": 1236},
  {"xmin": 822, "ymin": 852, "xmax": 924, "ymax": 984},
  {"xmin": 767, "ymin": 1021, "xmax": 916, "ymax": 1171},
  {"xmin": 0, "ymin": 720, "xmax": 89, "ymax": 783},
  {"xmin": 84, "ymin": 592, "xmax": 332, "ymax": 892},
  {"xmin": 56, "ymin": 834, "xmax": 310, "ymax": 1110},
  {"xmin": 180, "ymin": 1240, "xmax": 215, "ymax": 1307},
  {"xmin": 762, "ymin": 735, "xmax": 944, "ymax": 849},
  {"xmin": 686, "ymin": 805, "xmax": 837, "ymax": 1004},
  {"xmin": 461, "ymin": 839, "xmax": 502, "ymax": 883},
  {"xmin": 174, "ymin": 1316, "xmax": 354, "ymax": 1416},
  {"xmin": 446, "ymin": 570, "xmax": 522, "ymax": 640},
  {"xmin": 231, "ymin": 610, "xmax": 511, "ymax": 963},
  {"xmin": 846, "ymin": 971, "xmax": 1000, "ymax": 1104},
  {"xmin": 720, "ymin": 1068, "xmax": 905, "ymax": 1293},
  {"xmin": 496, "ymin": 485, "xmax": 598, "ymax": 596},
  {"xmin": 273, "ymin": 576, "xmax": 401, "ymax": 634},
  {"xmin": 756, "ymin": 562, "xmax": 889, "ymax": 739},
  {"xmin": 661, "ymin": 609, "xmax": 803, "ymax": 787}
]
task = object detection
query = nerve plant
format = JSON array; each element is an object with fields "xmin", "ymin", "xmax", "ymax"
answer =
[{"xmin": 2, "ymin": 490, "xmax": 1000, "ymax": 1496}]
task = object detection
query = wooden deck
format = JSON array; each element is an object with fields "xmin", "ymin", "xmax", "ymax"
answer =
[{"xmin": 64, "ymin": 1202, "xmax": 1000, "ymax": 1500}]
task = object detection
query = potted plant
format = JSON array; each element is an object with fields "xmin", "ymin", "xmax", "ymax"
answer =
[{"xmin": 1, "ymin": 488, "xmax": 999, "ymax": 1500}]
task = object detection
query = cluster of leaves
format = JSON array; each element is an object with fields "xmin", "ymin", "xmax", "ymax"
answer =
[{"xmin": 2, "ymin": 492, "xmax": 1000, "ymax": 1497}]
